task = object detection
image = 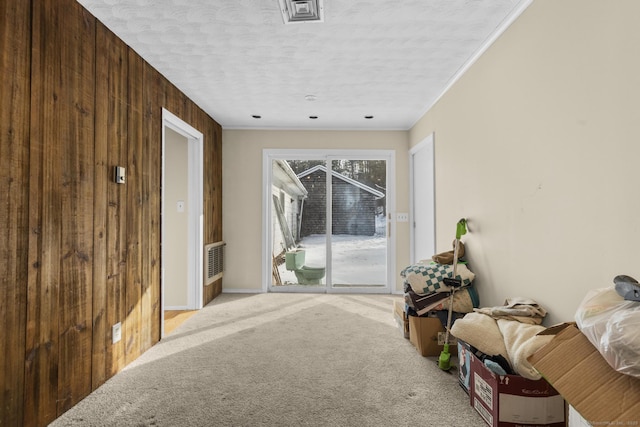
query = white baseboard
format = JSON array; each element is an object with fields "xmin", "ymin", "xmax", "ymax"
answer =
[
  {"xmin": 222, "ymin": 288, "xmax": 264, "ymax": 294},
  {"xmin": 165, "ymin": 305, "xmax": 190, "ymax": 311}
]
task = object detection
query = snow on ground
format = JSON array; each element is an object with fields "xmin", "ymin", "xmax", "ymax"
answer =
[{"xmin": 277, "ymin": 216, "xmax": 387, "ymax": 286}]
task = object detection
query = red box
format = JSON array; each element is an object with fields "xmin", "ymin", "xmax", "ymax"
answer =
[{"xmin": 469, "ymin": 351, "xmax": 565, "ymax": 427}]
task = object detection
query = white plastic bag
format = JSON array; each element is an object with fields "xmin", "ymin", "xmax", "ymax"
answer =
[{"xmin": 575, "ymin": 287, "xmax": 640, "ymax": 379}]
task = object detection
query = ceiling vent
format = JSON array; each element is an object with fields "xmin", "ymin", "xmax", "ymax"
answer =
[{"xmin": 279, "ymin": 0, "xmax": 324, "ymax": 24}]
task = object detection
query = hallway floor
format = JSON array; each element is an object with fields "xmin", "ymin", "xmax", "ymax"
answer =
[{"xmin": 164, "ymin": 310, "xmax": 198, "ymax": 335}]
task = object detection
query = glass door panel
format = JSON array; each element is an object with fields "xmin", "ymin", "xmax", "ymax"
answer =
[
  {"xmin": 271, "ymin": 159, "xmax": 326, "ymax": 288},
  {"xmin": 330, "ymin": 159, "xmax": 387, "ymax": 288}
]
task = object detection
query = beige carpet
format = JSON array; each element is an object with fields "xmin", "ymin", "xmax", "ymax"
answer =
[{"xmin": 50, "ymin": 293, "xmax": 485, "ymax": 426}]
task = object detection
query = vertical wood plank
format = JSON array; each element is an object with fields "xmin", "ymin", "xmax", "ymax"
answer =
[
  {"xmin": 91, "ymin": 21, "xmax": 109, "ymax": 392},
  {"xmin": 25, "ymin": 1, "xmax": 62, "ymax": 424},
  {"xmin": 165, "ymin": 82, "xmax": 188, "ymax": 124},
  {"xmin": 211, "ymin": 120, "xmax": 224, "ymax": 301},
  {"xmin": 55, "ymin": 1, "xmax": 95, "ymax": 415},
  {"xmin": 0, "ymin": 0, "xmax": 31, "ymax": 425},
  {"xmin": 212, "ymin": 121, "xmax": 223, "ymax": 243},
  {"xmin": 125, "ymin": 48, "xmax": 143, "ymax": 363},
  {"xmin": 106, "ymin": 26, "xmax": 129, "ymax": 380},
  {"xmin": 203, "ymin": 114, "xmax": 223, "ymax": 304},
  {"xmin": 142, "ymin": 63, "xmax": 163, "ymax": 347},
  {"xmin": 148, "ymin": 81, "xmax": 162, "ymax": 346},
  {"xmin": 92, "ymin": 22, "xmax": 128, "ymax": 389}
]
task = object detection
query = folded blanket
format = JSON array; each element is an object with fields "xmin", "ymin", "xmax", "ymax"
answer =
[
  {"xmin": 497, "ymin": 319, "xmax": 552, "ymax": 380},
  {"xmin": 401, "ymin": 262, "xmax": 475, "ymax": 295},
  {"xmin": 429, "ymin": 286, "xmax": 479, "ymax": 314},
  {"xmin": 450, "ymin": 312, "xmax": 510, "ymax": 363},
  {"xmin": 404, "ymin": 290, "xmax": 450, "ymax": 316},
  {"xmin": 474, "ymin": 297, "xmax": 547, "ymax": 325}
]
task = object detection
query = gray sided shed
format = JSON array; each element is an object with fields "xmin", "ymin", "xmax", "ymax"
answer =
[{"xmin": 297, "ymin": 165, "xmax": 384, "ymax": 237}]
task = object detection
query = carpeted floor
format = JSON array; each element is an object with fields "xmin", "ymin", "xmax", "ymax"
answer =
[{"xmin": 50, "ymin": 293, "xmax": 486, "ymax": 427}]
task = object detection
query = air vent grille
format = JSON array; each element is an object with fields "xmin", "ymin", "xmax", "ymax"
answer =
[
  {"xmin": 279, "ymin": 0, "xmax": 324, "ymax": 24},
  {"xmin": 204, "ymin": 242, "xmax": 225, "ymax": 285}
]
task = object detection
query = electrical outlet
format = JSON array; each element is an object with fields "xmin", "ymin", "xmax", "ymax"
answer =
[
  {"xmin": 112, "ymin": 322, "xmax": 122, "ymax": 344},
  {"xmin": 396, "ymin": 213, "xmax": 409, "ymax": 222}
]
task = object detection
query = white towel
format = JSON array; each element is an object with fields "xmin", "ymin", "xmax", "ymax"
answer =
[{"xmin": 497, "ymin": 319, "xmax": 552, "ymax": 380}]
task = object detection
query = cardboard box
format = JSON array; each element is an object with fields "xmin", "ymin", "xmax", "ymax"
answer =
[
  {"xmin": 408, "ymin": 314, "xmax": 445, "ymax": 357},
  {"xmin": 528, "ymin": 323, "xmax": 640, "ymax": 425},
  {"xmin": 470, "ymin": 349, "xmax": 565, "ymax": 427},
  {"xmin": 393, "ymin": 299, "xmax": 409, "ymax": 339},
  {"xmin": 458, "ymin": 340, "xmax": 472, "ymax": 394}
]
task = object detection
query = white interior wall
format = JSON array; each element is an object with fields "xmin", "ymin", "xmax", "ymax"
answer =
[
  {"xmin": 164, "ymin": 127, "xmax": 189, "ymax": 307},
  {"xmin": 410, "ymin": 0, "xmax": 640, "ymax": 325},
  {"xmin": 222, "ymin": 130, "xmax": 409, "ymax": 293}
]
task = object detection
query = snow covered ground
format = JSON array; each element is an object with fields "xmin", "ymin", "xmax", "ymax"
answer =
[{"xmin": 277, "ymin": 216, "xmax": 387, "ymax": 286}]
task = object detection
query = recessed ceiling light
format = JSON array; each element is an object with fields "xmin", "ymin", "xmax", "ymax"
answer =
[
  {"xmin": 364, "ymin": 115, "xmax": 374, "ymax": 119},
  {"xmin": 309, "ymin": 115, "xmax": 318, "ymax": 119},
  {"xmin": 252, "ymin": 115, "xmax": 262, "ymax": 119}
]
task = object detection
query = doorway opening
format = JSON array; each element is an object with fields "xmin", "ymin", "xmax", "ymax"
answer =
[
  {"xmin": 409, "ymin": 133, "xmax": 435, "ymax": 264},
  {"xmin": 263, "ymin": 149, "xmax": 396, "ymax": 293},
  {"xmin": 161, "ymin": 109, "xmax": 204, "ymax": 337}
]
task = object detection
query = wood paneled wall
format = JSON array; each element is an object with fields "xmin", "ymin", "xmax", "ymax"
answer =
[
  {"xmin": 1, "ymin": 1, "xmax": 31, "ymax": 425},
  {"xmin": 0, "ymin": 1, "xmax": 223, "ymax": 425}
]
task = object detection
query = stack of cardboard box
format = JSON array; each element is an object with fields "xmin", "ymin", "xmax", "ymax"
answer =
[{"xmin": 393, "ymin": 299, "xmax": 453, "ymax": 357}]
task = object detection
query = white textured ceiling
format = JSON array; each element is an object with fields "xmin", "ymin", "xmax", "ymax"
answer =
[{"xmin": 77, "ymin": 0, "xmax": 530, "ymax": 130}]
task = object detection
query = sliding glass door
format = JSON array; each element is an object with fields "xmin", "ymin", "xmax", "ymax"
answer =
[{"xmin": 265, "ymin": 150, "xmax": 394, "ymax": 293}]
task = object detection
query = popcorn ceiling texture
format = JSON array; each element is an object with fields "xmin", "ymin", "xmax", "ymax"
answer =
[{"xmin": 78, "ymin": 0, "xmax": 527, "ymax": 130}]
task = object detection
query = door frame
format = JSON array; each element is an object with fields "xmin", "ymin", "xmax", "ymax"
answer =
[
  {"xmin": 160, "ymin": 108, "xmax": 204, "ymax": 338},
  {"xmin": 262, "ymin": 149, "xmax": 396, "ymax": 293},
  {"xmin": 409, "ymin": 132, "xmax": 436, "ymax": 264}
]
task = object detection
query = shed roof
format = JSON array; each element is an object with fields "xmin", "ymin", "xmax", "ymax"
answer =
[{"xmin": 297, "ymin": 165, "xmax": 385, "ymax": 199}]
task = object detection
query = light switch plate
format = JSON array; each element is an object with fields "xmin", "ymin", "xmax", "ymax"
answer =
[
  {"xmin": 396, "ymin": 213, "xmax": 409, "ymax": 222},
  {"xmin": 114, "ymin": 166, "xmax": 126, "ymax": 184}
]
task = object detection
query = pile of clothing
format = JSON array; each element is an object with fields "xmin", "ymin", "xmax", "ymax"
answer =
[
  {"xmin": 450, "ymin": 298, "xmax": 553, "ymax": 380},
  {"xmin": 400, "ymin": 241, "xmax": 479, "ymax": 323}
]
